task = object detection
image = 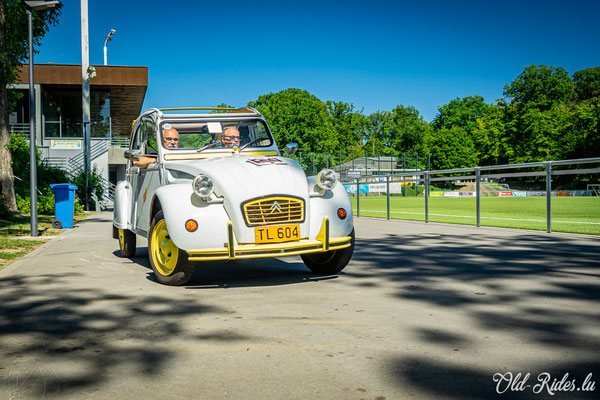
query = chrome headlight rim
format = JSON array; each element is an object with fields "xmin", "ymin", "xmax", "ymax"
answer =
[
  {"xmin": 192, "ymin": 174, "xmax": 214, "ymax": 197},
  {"xmin": 316, "ymin": 168, "xmax": 337, "ymax": 190}
]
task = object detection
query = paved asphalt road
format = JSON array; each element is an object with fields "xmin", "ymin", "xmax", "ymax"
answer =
[{"xmin": 0, "ymin": 213, "xmax": 598, "ymax": 400}]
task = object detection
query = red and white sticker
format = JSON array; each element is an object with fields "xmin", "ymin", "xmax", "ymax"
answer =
[{"xmin": 247, "ymin": 157, "xmax": 286, "ymax": 166}]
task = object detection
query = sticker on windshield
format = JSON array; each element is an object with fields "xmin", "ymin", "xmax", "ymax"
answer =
[
  {"xmin": 232, "ymin": 145, "xmax": 239, "ymax": 155},
  {"xmin": 163, "ymin": 124, "xmax": 171, "ymax": 129},
  {"xmin": 207, "ymin": 122, "xmax": 223, "ymax": 134},
  {"xmin": 247, "ymin": 157, "xmax": 286, "ymax": 166}
]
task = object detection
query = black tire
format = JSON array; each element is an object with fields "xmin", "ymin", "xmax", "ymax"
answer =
[
  {"xmin": 118, "ymin": 228, "xmax": 136, "ymax": 258},
  {"xmin": 301, "ymin": 229, "xmax": 355, "ymax": 275},
  {"xmin": 52, "ymin": 219, "xmax": 62, "ymax": 229},
  {"xmin": 148, "ymin": 211, "xmax": 195, "ymax": 286}
]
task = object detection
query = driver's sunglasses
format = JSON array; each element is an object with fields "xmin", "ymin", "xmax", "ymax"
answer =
[
  {"xmin": 223, "ymin": 135, "xmax": 241, "ymax": 142},
  {"xmin": 164, "ymin": 137, "xmax": 179, "ymax": 142}
]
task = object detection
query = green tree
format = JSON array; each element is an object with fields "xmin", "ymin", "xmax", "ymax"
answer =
[
  {"xmin": 363, "ymin": 110, "xmax": 392, "ymax": 155},
  {"xmin": 248, "ymin": 88, "xmax": 338, "ymax": 154},
  {"xmin": 572, "ymin": 67, "xmax": 600, "ymax": 157},
  {"xmin": 432, "ymin": 95, "xmax": 490, "ymax": 133},
  {"xmin": 503, "ymin": 64, "xmax": 574, "ymax": 111},
  {"xmin": 1, "ymin": 0, "xmax": 62, "ymax": 211},
  {"xmin": 501, "ymin": 65, "xmax": 582, "ymax": 163},
  {"xmin": 572, "ymin": 67, "xmax": 600, "ymax": 101},
  {"xmin": 472, "ymin": 102, "xmax": 507, "ymax": 165},
  {"xmin": 425, "ymin": 126, "xmax": 478, "ymax": 170},
  {"xmin": 326, "ymin": 100, "xmax": 366, "ymax": 155},
  {"xmin": 388, "ymin": 105, "xmax": 430, "ymax": 153}
]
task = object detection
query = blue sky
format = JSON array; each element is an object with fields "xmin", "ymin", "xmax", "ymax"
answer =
[{"xmin": 34, "ymin": 0, "xmax": 600, "ymax": 122}]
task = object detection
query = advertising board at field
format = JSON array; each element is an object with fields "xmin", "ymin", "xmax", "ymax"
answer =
[
  {"xmin": 444, "ymin": 191, "xmax": 460, "ymax": 197},
  {"xmin": 344, "ymin": 182, "xmax": 404, "ymax": 194},
  {"xmin": 498, "ymin": 191, "xmax": 513, "ymax": 197},
  {"xmin": 512, "ymin": 191, "xmax": 527, "ymax": 197},
  {"xmin": 344, "ymin": 184, "xmax": 370, "ymax": 194},
  {"xmin": 430, "ymin": 192, "xmax": 444, "ymax": 197},
  {"xmin": 459, "ymin": 191, "xmax": 475, "ymax": 197}
]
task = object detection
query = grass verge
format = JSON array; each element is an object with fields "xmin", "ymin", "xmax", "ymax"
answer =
[{"xmin": 0, "ymin": 213, "xmax": 93, "ymax": 269}]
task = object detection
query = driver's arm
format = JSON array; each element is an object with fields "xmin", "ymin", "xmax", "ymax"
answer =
[{"xmin": 133, "ymin": 155, "xmax": 158, "ymax": 169}]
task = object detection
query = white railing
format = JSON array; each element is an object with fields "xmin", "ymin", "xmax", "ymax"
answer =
[
  {"xmin": 9, "ymin": 123, "xmax": 29, "ymax": 135},
  {"xmin": 110, "ymin": 137, "xmax": 130, "ymax": 148}
]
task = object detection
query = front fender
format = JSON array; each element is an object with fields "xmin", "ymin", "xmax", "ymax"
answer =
[
  {"xmin": 154, "ymin": 184, "xmax": 230, "ymax": 251},
  {"xmin": 113, "ymin": 180, "xmax": 131, "ymax": 229},
  {"xmin": 307, "ymin": 177, "xmax": 354, "ymax": 238}
]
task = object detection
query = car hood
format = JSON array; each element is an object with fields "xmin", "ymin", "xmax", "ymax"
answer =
[{"xmin": 165, "ymin": 155, "xmax": 309, "ymax": 204}]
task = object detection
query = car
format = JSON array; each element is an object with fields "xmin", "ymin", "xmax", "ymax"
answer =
[{"xmin": 113, "ymin": 107, "xmax": 355, "ymax": 285}]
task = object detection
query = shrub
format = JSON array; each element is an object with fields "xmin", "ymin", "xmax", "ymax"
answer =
[
  {"xmin": 7, "ymin": 132, "xmax": 70, "ymax": 198},
  {"xmin": 15, "ymin": 193, "xmax": 57, "ymax": 216},
  {"xmin": 74, "ymin": 198, "xmax": 84, "ymax": 215},
  {"xmin": 70, "ymin": 165, "xmax": 104, "ymax": 211},
  {"xmin": 0, "ymin": 195, "xmax": 12, "ymax": 220}
]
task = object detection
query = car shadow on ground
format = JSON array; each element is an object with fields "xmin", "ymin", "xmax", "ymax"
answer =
[
  {"xmin": 113, "ymin": 247, "xmax": 338, "ymax": 289},
  {"xmin": 347, "ymin": 233, "xmax": 600, "ymax": 400}
]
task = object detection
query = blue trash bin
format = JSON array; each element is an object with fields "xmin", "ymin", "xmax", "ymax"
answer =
[{"xmin": 50, "ymin": 183, "xmax": 78, "ymax": 229}]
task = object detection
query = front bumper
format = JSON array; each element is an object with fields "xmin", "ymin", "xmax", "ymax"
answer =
[{"xmin": 186, "ymin": 217, "xmax": 352, "ymax": 261}]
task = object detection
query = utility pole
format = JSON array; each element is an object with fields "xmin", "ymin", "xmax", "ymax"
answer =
[{"xmin": 27, "ymin": 6, "xmax": 37, "ymax": 236}]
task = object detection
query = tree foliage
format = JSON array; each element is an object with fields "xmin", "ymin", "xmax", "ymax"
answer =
[
  {"xmin": 242, "ymin": 64, "xmax": 598, "ymax": 171},
  {"xmin": 503, "ymin": 64, "xmax": 574, "ymax": 111},
  {"xmin": 426, "ymin": 127, "xmax": 478, "ymax": 170},
  {"xmin": 248, "ymin": 88, "xmax": 338, "ymax": 154},
  {"xmin": 389, "ymin": 105, "xmax": 430, "ymax": 153},
  {"xmin": 1, "ymin": 0, "xmax": 62, "ymax": 211}
]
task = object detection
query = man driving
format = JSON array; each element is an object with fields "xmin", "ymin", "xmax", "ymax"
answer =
[{"xmin": 133, "ymin": 127, "xmax": 179, "ymax": 168}]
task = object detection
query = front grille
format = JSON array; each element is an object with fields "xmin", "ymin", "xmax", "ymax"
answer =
[{"xmin": 242, "ymin": 196, "xmax": 305, "ymax": 226}]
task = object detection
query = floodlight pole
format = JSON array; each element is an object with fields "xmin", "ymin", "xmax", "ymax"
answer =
[
  {"xmin": 103, "ymin": 29, "xmax": 116, "ymax": 65},
  {"xmin": 27, "ymin": 7, "xmax": 37, "ymax": 237}
]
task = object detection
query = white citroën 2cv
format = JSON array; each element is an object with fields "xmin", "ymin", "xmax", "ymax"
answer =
[{"xmin": 113, "ymin": 107, "xmax": 354, "ymax": 285}]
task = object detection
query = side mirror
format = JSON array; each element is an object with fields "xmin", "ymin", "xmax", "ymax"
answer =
[
  {"xmin": 124, "ymin": 149, "xmax": 141, "ymax": 161},
  {"xmin": 285, "ymin": 143, "xmax": 299, "ymax": 155}
]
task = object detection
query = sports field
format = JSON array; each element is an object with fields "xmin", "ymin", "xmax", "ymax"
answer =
[{"xmin": 350, "ymin": 196, "xmax": 600, "ymax": 235}]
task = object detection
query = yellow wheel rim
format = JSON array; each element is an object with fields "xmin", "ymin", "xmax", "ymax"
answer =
[
  {"xmin": 118, "ymin": 229, "xmax": 125, "ymax": 250},
  {"xmin": 151, "ymin": 219, "xmax": 179, "ymax": 276}
]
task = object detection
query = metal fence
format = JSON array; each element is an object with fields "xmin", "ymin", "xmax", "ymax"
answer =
[
  {"xmin": 339, "ymin": 157, "xmax": 600, "ymax": 234},
  {"xmin": 288, "ymin": 152, "xmax": 430, "ymax": 180}
]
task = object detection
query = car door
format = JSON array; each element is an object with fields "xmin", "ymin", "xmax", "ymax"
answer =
[
  {"xmin": 133, "ymin": 116, "xmax": 160, "ymax": 233},
  {"xmin": 127, "ymin": 122, "xmax": 145, "ymax": 231}
]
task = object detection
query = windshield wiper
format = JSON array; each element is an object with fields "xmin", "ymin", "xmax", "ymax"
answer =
[
  {"xmin": 239, "ymin": 138, "xmax": 264, "ymax": 152},
  {"xmin": 197, "ymin": 141, "xmax": 220, "ymax": 152}
]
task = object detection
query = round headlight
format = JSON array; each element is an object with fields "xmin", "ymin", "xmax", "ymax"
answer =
[
  {"xmin": 316, "ymin": 169, "xmax": 337, "ymax": 190},
  {"xmin": 192, "ymin": 174, "xmax": 214, "ymax": 197}
]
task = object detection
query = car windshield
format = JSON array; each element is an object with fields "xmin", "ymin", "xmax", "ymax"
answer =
[{"xmin": 158, "ymin": 119, "xmax": 272, "ymax": 151}]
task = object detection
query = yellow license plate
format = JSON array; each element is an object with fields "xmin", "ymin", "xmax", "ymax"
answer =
[{"xmin": 255, "ymin": 224, "xmax": 301, "ymax": 244}]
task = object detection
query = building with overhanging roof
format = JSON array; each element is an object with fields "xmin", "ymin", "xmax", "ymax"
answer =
[{"xmin": 8, "ymin": 63, "xmax": 148, "ymax": 204}]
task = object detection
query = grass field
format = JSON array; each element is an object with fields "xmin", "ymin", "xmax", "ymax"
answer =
[{"xmin": 350, "ymin": 196, "xmax": 600, "ymax": 235}]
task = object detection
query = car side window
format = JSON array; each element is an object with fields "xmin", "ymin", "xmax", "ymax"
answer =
[
  {"xmin": 140, "ymin": 117, "xmax": 157, "ymax": 154},
  {"xmin": 130, "ymin": 123, "xmax": 142, "ymax": 151}
]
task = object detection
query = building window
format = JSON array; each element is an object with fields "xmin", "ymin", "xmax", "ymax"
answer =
[{"xmin": 42, "ymin": 89, "xmax": 111, "ymax": 139}]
